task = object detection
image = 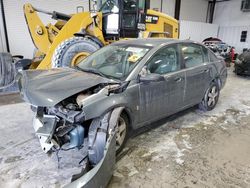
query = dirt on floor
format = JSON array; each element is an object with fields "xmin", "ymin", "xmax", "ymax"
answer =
[
  {"xmin": 109, "ymin": 110, "xmax": 250, "ymax": 188},
  {"xmin": 0, "ymin": 68, "xmax": 250, "ymax": 188},
  {"xmin": 108, "ymin": 69, "xmax": 250, "ymax": 188}
]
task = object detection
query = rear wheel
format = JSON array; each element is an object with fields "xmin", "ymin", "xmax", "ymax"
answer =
[
  {"xmin": 199, "ymin": 82, "xmax": 220, "ymax": 111},
  {"xmin": 52, "ymin": 37, "xmax": 101, "ymax": 68}
]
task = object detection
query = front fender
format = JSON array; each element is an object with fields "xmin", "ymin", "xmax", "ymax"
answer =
[
  {"xmin": 82, "ymin": 94, "xmax": 129, "ymax": 120},
  {"xmin": 64, "ymin": 107, "xmax": 124, "ymax": 188},
  {"xmin": 65, "ymin": 131, "xmax": 116, "ymax": 188}
]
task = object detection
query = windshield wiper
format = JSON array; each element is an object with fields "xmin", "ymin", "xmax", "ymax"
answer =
[{"xmin": 79, "ymin": 67, "xmax": 107, "ymax": 78}]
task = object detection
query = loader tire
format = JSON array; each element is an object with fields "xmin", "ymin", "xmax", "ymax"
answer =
[
  {"xmin": 52, "ymin": 37, "xmax": 101, "ymax": 68},
  {"xmin": 0, "ymin": 53, "xmax": 15, "ymax": 88}
]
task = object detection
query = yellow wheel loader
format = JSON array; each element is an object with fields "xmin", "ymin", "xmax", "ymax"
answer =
[
  {"xmin": 0, "ymin": 0, "xmax": 178, "ymax": 88},
  {"xmin": 24, "ymin": 0, "xmax": 178, "ymax": 68}
]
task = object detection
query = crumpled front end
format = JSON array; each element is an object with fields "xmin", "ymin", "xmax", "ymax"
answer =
[
  {"xmin": 32, "ymin": 101, "xmax": 123, "ymax": 187},
  {"xmin": 17, "ymin": 67, "xmax": 130, "ymax": 187}
]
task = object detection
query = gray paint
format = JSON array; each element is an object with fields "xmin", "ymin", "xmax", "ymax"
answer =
[
  {"xmin": 18, "ymin": 67, "xmax": 118, "ymax": 107},
  {"xmin": 19, "ymin": 38, "xmax": 227, "ymax": 187},
  {"xmin": 19, "ymin": 38, "xmax": 227, "ymax": 127},
  {"xmin": 65, "ymin": 130, "xmax": 116, "ymax": 188}
]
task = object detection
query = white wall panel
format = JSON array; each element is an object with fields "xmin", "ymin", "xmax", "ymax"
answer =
[
  {"xmin": 214, "ymin": 0, "xmax": 250, "ymax": 27},
  {"xmin": 218, "ymin": 26, "xmax": 250, "ymax": 53},
  {"xmin": 4, "ymin": 0, "xmax": 89, "ymax": 58},
  {"xmin": 213, "ymin": 0, "xmax": 250, "ymax": 53},
  {"xmin": 150, "ymin": 0, "xmax": 175, "ymax": 17},
  {"xmin": 0, "ymin": 2, "xmax": 7, "ymax": 52},
  {"xmin": 180, "ymin": 0, "xmax": 208, "ymax": 22},
  {"xmin": 150, "ymin": 0, "xmax": 208, "ymax": 22},
  {"xmin": 162, "ymin": 0, "xmax": 175, "ymax": 17},
  {"xmin": 179, "ymin": 20, "xmax": 219, "ymax": 42}
]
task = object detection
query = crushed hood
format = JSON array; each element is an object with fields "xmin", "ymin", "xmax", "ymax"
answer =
[{"xmin": 18, "ymin": 68, "xmax": 117, "ymax": 107}]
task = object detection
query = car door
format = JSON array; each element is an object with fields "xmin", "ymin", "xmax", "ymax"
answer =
[
  {"xmin": 138, "ymin": 44, "xmax": 185, "ymax": 125},
  {"xmin": 181, "ymin": 43, "xmax": 211, "ymax": 106}
]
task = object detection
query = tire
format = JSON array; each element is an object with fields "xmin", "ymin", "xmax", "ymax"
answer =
[
  {"xmin": 116, "ymin": 113, "xmax": 129, "ymax": 154},
  {"xmin": 88, "ymin": 112, "xmax": 129, "ymax": 165},
  {"xmin": 235, "ymin": 65, "xmax": 243, "ymax": 75},
  {"xmin": 199, "ymin": 82, "xmax": 220, "ymax": 111},
  {"xmin": 0, "ymin": 53, "xmax": 15, "ymax": 88},
  {"xmin": 52, "ymin": 37, "xmax": 101, "ymax": 68}
]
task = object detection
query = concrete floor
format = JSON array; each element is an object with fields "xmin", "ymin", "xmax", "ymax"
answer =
[{"xmin": 0, "ymin": 69, "xmax": 250, "ymax": 188}]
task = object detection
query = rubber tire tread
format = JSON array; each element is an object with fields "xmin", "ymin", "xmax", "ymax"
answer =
[
  {"xmin": 52, "ymin": 37, "xmax": 100, "ymax": 68},
  {"xmin": 0, "ymin": 53, "xmax": 15, "ymax": 87},
  {"xmin": 198, "ymin": 82, "xmax": 220, "ymax": 112}
]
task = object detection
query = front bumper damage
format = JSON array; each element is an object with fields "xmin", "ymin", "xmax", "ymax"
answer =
[
  {"xmin": 32, "ymin": 107, "xmax": 123, "ymax": 187},
  {"xmin": 33, "ymin": 115, "xmax": 59, "ymax": 152},
  {"xmin": 65, "ymin": 132, "xmax": 116, "ymax": 188}
]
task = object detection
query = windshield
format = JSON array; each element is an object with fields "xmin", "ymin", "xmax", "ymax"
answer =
[
  {"xmin": 77, "ymin": 44, "xmax": 150, "ymax": 80},
  {"xmin": 99, "ymin": 0, "xmax": 119, "ymax": 13}
]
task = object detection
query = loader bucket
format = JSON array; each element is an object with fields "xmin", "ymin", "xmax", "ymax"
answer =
[{"xmin": 0, "ymin": 53, "xmax": 16, "ymax": 89}]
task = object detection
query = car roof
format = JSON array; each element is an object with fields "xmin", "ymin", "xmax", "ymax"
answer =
[{"xmin": 112, "ymin": 38, "xmax": 198, "ymax": 48}]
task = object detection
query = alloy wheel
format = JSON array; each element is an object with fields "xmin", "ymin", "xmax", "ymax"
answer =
[
  {"xmin": 116, "ymin": 116, "xmax": 127, "ymax": 151},
  {"xmin": 207, "ymin": 86, "xmax": 219, "ymax": 107}
]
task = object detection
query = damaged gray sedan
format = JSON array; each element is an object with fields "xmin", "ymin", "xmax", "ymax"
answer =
[{"xmin": 18, "ymin": 39, "xmax": 227, "ymax": 187}]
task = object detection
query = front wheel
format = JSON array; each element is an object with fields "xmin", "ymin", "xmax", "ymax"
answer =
[
  {"xmin": 116, "ymin": 113, "xmax": 129, "ymax": 154},
  {"xmin": 199, "ymin": 82, "xmax": 220, "ymax": 111}
]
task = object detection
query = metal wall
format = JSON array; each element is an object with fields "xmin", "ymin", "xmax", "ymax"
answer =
[
  {"xmin": 150, "ymin": 0, "xmax": 209, "ymax": 22},
  {"xmin": 3, "ymin": 0, "xmax": 89, "ymax": 58},
  {"xmin": 213, "ymin": 0, "xmax": 250, "ymax": 27},
  {"xmin": 0, "ymin": 1, "xmax": 7, "ymax": 52},
  {"xmin": 213, "ymin": 0, "xmax": 250, "ymax": 53},
  {"xmin": 179, "ymin": 0, "xmax": 208, "ymax": 22},
  {"xmin": 179, "ymin": 20, "xmax": 219, "ymax": 42},
  {"xmin": 218, "ymin": 26, "xmax": 250, "ymax": 53},
  {"xmin": 150, "ymin": 0, "xmax": 175, "ymax": 17}
]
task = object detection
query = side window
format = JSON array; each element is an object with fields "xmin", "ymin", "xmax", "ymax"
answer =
[
  {"xmin": 146, "ymin": 45, "xmax": 180, "ymax": 75},
  {"xmin": 181, "ymin": 44, "xmax": 204, "ymax": 68},
  {"xmin": 202, "ymin": 46, "xmax": 209, "ymax": 62},
  {"xmin": 208, "ymin": 50, "xmax": 219, "ymax": 62}
]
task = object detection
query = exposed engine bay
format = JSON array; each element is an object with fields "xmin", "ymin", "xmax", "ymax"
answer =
[{"xmin": 32, "ymin": 83, "xmax": 126, "ymax": 183}]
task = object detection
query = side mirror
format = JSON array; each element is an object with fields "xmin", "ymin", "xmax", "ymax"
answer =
[{"xmin": 139, "ymin": 73, "xmax": 165, "ymax": 83}]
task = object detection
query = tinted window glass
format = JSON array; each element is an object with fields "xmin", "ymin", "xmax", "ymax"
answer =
[
  {"xmin": 181, "ymin": 44, "xmax": 204, "ymax": 68},
  {"xmin": 77, "ymin": 45, "xmax": 150, "ymax": 80},
  {"xmin": 124, "ymin": 0, "xmax": 137, "ymax": 11},
  {"xmin": 208, "ymin": 50, "xmax": 218, "ymax": 62},
  {"xmin": 202, "ymin": 46, "xmax": 209, "ymax": 62},
  {"xmin": 123, "ymin": 14, "xmax": 136, "ymax": 28},
  {"xmin": 240, "ymin": 31, "xmax": 247, "ymax": 42},
  {"xmin": 99, "ymin": 0, "xmax": 119, "ymax": 13},
  {"xmin": 146, "ymin": 45, "xmax": 180, "ymax": 75}
]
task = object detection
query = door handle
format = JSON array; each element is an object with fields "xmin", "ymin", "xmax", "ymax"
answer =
[
  {"xmin": 204, "ymin": 69, "xmax": 209, "ymax": 73},
  {"xmin": 174, "ymin": 77, "xmax": 182, "ymax": 82}
]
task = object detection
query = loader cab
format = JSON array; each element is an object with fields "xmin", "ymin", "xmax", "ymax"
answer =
[{"xmin": 99, "ymin": 0, "xmax": 150, "ymax": 39}]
